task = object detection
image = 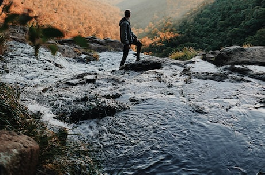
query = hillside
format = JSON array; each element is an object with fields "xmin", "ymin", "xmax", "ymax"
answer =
[
  {"xmin": 115, "ymin": 0, "xmax": 208, "ymax": 29},
  {"xmin": 143, "ymin": 0, "xmax": 265, "ymax": 57},
  {"xmin": 1, "ymin": 0, "xmax": 121, "ymax": 39},
  {"xmin": 100, "ymin": 0, "xmax": 123, "ymax": 5}
]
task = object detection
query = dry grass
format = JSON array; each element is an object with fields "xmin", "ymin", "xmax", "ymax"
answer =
[
  {"xmin": 170, "ymin": 47, "xmax": 198, "ymax": 60},
  {"xmin": 1, "ymin": 0, "xmax": 121, "ymax": 39}
]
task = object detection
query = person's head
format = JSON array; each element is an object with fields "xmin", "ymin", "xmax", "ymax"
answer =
[{"xmin": 125, "ymin": 9, "xmax": 131, "ymax": 18}]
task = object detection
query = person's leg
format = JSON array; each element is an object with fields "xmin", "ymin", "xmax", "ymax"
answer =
[
  {"xmin": 133, "ymin": 40, "xmax": 142, "ymax": 61},
  {"xmin": 120, "ymin": 44, "xmax": 130, "ymax": 67}
]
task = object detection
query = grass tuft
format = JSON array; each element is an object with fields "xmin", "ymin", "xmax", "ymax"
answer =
[{"xmin": 170, "ymin": 47, "xmax": 197, "ymax": 60}]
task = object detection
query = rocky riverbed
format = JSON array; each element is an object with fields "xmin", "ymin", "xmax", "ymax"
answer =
[{"xmin": 1, "ymin": 41, "xmax": 265, "ymax": 174}]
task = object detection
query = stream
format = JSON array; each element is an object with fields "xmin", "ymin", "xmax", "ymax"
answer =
[{"xmin": 1, "ymin": 41, "xmax": 265, "ymax": 175}]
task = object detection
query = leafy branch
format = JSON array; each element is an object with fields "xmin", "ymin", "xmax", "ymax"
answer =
[{"xmin": 0, "ymin": 1, "xmax": 65, "ymax": 57}]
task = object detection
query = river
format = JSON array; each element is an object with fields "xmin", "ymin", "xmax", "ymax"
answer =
[{"xmin": 1, "ymin": 41, "xmax": 265, "ymax": 174}]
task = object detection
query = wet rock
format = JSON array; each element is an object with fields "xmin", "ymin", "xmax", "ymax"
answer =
[
  {"xmin": 123, "ymin": 59, "xmax": 162, "ymax": 72},
  {"xmin": 54, "ymin": 62, "xmax": 64, "ymax": 68},
  {"xmin": 64, "ymin": 73, "xmax": 97, "ymax": 86},
  {"xmin": 201, "ymin": 52, "xmax": 215, "ymax": 62},
  {"xmin": 65, "ymin": 79, "xmax": 86, "ymax": 86},
  {"xmin": 180, "ymin": 66, "xmax": 191, "ymax": 76},
  {"xmin": 224, "ymin": 65, "xmax": 265, "ymax": 81},
  {"xmin": 73, "ymin": 55, "xmax": 98, "ymax": 63},
  {"xmin": 102, "ymin": 93, "xmax": 122, "ymax": 99},
  {"xmin": 57, "ymin": 44, "xmax": 82, "ymax": 58},
  {"xmin": 224, "ymin": 65, "xmax": 252, "ymax": 74},
  {"xmin": 191, "ymin": 103, "xmax": 208, "ymax": 114},
  {"xmin": 191, "ymin": 71, "xmax": 228, "ymax": 82},
  {"xmin": 0, "ymin": 130, "xmax": 39, "ymax": 175},
  {"xmin": 53, "ymin": 96, "xmax": 129, "ymax": 123},
  {"xmin": 248, "ymin": 72, "xmax": 265, "ymax": 81},
  {"xmin": 257, "ymin": 170, "xmax": 265, "ymax": 175},
  {"xmin": 129, "ymin": 97, "xmax": 146, "ymax": 104},
  {"xmin": 213, "ymin": 46, "xmax": 265, "ymax": 66},
  {"xmin": 86, "ymin": 37, "xmax": 123, "ymax": 52},
  {"xmin": 84, "ymin": 75, "xmax": 97, "ymax": 83},
  {"xmin": 9, "ymin": 25, "xmax": 28, "ymax": 43},
  {"xmin": 191, "ymin": 72, "xmax": 250, "ymax": 83}
]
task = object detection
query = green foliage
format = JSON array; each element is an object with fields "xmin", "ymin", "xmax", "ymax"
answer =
[
  {"xmin": 42, "ymin": 27, "xmax": 64, "ymax": 39},
  {"xmin": 0, "ymin": 12, "xmax": 33, "ymax": 31},
  {"xmin": 28, "ymin": 25, "xmax": 41, "ymax": 45},
  {"xmin": 2, "ymin": 13, "xmax": 33, "ymax": 26},
  {"xmin": 18, "ymin": 14, "xmax": 34, "ymax": 26},
  {"xmin": 1, "ymin": 1, "xmax": 12, "ymax": 14},
  {"xmin": 48, "ymin": 44, "xmax": 59, "ymax": 56},
  {"xmin": 28, "ymin": 25, "xmax": 64, "ymax": 57},
  {"xmin": 143, "ymin": 0, "xmax": 265, "ymax": 57},
  {"xmin": 0, "ymin": 3, "xmax": 64, "ymax": 57},
  {"xmin": 3, "ymin": 13, "xmax": 20, "ymax": 25},
  {"xmin": 246, "ymin": 28, "xmax": 265, "ymax": 45},
  {"xmin": 73, "ymin": 35, "xmax": 89, "ymax": 48}
]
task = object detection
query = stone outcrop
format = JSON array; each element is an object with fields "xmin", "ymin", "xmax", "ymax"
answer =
[
  {"xmin": 122, "ymin": 59, "xmax": 163, "ymax": 72},
  {"xmin": 53, "ymin": 95, "xmax": 129, "ymax": 123},
  {"xmin": 9, "ymin": 25, "xmax": 28, "ymax": 43},
  {"xmin": 86, "ymin": 37, "xmax": 123, "ymax": 52},
  {"xmin": 213, "ymin": 46, "xmax": 265, "ymax": 66},
  {"xmin": 0, "ymin": 130, "xmax": 39, "ymax": 175},
  {"xmin": 57, "ymin": 36, "xmax": 123, "ymax": 58},
  {"xmin": 64, "ymin": 73, "xmax": 97, "ymax": 86}
]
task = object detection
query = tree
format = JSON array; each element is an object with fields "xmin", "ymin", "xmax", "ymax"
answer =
[{"xmin": 0, "ymin": 2, "xmax": 64, "ymax": 57}]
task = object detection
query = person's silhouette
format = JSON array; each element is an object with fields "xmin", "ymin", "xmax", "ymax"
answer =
[{"xmin": 119, "ymin": 9, "xmax": 142, "ymax": 68}]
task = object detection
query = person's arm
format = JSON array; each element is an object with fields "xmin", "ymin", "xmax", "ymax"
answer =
[
  {"xmin": 121, "ymin": 22, "xmax": 129, "ymax": 45},
  {"xmin": 132, "ymin": 32, "xmax": 137, "ymax": 39}
]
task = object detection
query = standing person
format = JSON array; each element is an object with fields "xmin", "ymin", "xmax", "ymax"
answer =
[{"xmin": 119, "ymin": 9, "xmax": 142, "ymax": 68}]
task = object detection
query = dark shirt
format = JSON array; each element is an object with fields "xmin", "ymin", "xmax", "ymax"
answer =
[{"xmin": 119, "ymin": 17, "xmax": 136, "ymax": 45}]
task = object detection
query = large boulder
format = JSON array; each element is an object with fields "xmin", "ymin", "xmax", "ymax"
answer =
[
  {"xmin": 86, "ymin": 37, "xmax": 123, "ymax": 52},
  {"xmin": 213, "ymin": 46, "xmax": 265, "ymax": 66},
  {"xmin": 0, "ymin": 130, "xmax": 39, "ymax": 175}
]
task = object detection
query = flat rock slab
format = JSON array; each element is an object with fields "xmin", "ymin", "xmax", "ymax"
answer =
[
  {"xmin": 0, "ymin": 130, "xmax": 39, "ymax": 175},
  {"xmin": 123, "ymin": 59, "xmax": 163, "ymax": 71}
]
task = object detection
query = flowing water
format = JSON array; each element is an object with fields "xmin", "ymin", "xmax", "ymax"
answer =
[{"xmin": 1, "ymin": 41, "xmax": 265, "ymax": 174}]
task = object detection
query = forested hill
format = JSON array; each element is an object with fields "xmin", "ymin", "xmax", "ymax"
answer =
[
  {"xmin": 114, "ymin": 0, "xmax": 207, "ymax": 29},
  {"xmin": 1, "ymin": 0, "xmax": 121, "ymax": 39},
  {"xmin": 144, "ymin": 0, "xmax": 265, "ymax": 57}
]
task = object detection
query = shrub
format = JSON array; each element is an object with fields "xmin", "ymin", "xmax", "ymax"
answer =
[{"xmin": 170, "ymin": 47, "xmax": 197, "ymax": 60}]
